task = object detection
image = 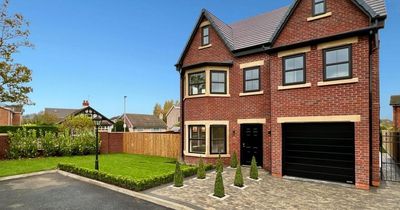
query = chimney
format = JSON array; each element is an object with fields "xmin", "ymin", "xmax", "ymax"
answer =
[{"xmin": 82, "ymin": 100, "xmax": 89, "ymax": 107}]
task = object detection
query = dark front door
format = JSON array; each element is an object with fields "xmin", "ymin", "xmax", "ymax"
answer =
[
  {"xmin": 283, "ymin": 123, "xmax": 355, "ymax": 184},
  {"xmin": 241, "ymin": 124, "xmax": 263, "ymax": 166}
]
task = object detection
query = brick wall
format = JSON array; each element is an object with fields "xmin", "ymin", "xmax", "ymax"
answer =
[
  {"xmin": 12, "ymin": 113, "xmax": 21, "ymax": 126},
  {"xmin": 100, "ymin": 132, "xmax": 124, "ymax": 154},
  {"xmin": 393, "ymin": 106, "xmax": 400, "ymax": 129},
  {"xmin": 0, "ymin": 134, "xmax": 9, "ymax": 159},
  {"xmin": 274, "ymin": 0, "xmax": 369, "ymax": 47},
  {"xmin": 0, "ymin": 109, "xmax": 11, "ymax": 126},
  {"xmin": 180, "ymin": 0, "xmax": 381, "ymax": 189}
]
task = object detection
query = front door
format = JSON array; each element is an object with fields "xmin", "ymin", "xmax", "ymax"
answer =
[{"xmin": 241, "ymin": 124, "xmax": 263, "ymax": 166}]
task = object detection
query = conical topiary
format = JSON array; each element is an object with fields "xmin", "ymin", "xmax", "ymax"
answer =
[
  {"xmin": 216, "ymin": 154, "xmax": 223, "ymax": 173},
  {"xmin": 174, "ymin": 161, "xmax": 183, "ymax": 187},
  {"xmin": 234, "ymin": 165, "xmax": 244, "ymax": 187},
  {"xmin": 230, "ymin": 151, "xmax": 238, "ymax": 168},
  {"xmin": 213, "ymin": 170, "xmax": 225, "ymax": 198},
  {"xmin": 197, "ymin": 157, "xmax": 206, "ymax": 179},
  {"xmin": 250, "ymin": 156, "xmax": 259, "ymax": 180}
]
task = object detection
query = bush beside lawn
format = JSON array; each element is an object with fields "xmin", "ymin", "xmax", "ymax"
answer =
[{"xmin": 0, "ymin": 153, "xmax": 213, "ymax": 191}]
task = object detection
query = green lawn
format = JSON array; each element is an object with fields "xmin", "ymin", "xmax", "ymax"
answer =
[{"xmin": 0, "ymin": 153, "xmax": 191, "ymax": 179}]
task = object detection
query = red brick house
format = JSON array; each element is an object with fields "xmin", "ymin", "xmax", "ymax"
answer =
[
  {"xmin": 390, "ymin": 95, "xmax": 400, "ymax": 129},
  {"xmin": 175, "ymin": 0, "xmax": 386, "ymax": 190},
  {"xmin": 0, "ymin": 105, "xmax": 23, "ymax": 126}
]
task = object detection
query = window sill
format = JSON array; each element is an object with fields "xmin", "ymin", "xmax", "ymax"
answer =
[
  {"xmin": 317, "ymin": 78, "xmax": 359, "ymax": 87},
  {"xmin": 307, "ymin": 12, "xmax": 332, "ymax": 22},
  {"xmin": 184, "ymin": 151, "xmax": 230, "ymax": 158},
  {"xmin": 184, "ymin": 94, "xmax": 230, "ymax": 100},
  {"xmin": 239, "ymin": 90, "xmax": 264, "ymax": 97},
  {"xmin": 278, "ymin": 83, "xmax": 311, "ymax": 90},
  {"xmin": 198, "ymin": 44, "xmax": 212, "ymax": 50}
]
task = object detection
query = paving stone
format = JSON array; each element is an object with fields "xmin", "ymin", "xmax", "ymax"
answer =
[{"xmin": 144, "ymin": 167, "xmax": 400, "ymax": 209}]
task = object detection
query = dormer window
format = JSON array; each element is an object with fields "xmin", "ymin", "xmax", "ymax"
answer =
[
  {"xmin": 201, "ymin": 26, "xmax": 210, "ymax": 46},
  {"xmin": 313, "ymin": 0, "xmax": 326, "ymax": 16}
]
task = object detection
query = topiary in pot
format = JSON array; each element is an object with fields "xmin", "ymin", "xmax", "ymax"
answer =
[
  {"xmin": 174, "ymin": 161, "xmax": 183, "ymax": 187},
  {"xmin": 250, "ymin": 156, "xmax": 259, "ymax": 180},
  {"xmin": 230, "ymin": 151, "xmax": 238, "ymax": 168},
  {"xmin": 216, "ymin": 154, "xmax": 223, "ymax": 173},
  {"xmin": 234, "ymin": 165, "xmax": 244, "ymax": 187},
  {"xmin": 197, "ymin": 157, "xmax": 206, "ymax": 179},
  {"xmin": 213, "ymin": 170, "xmax": 225, "ymax": 198}
]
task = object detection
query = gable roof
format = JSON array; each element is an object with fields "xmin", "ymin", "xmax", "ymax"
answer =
[
  {"xmin": 125, "ymin": 114, "xmax": 167, "ymax": 129},
  {"xmin": 45, "ymin": 107, "xmax": 114, "ymax": 126},
  {"xmin": 390, "ymin": 95, "xmax": 400, "ymax": 106},
  {"xmin": 166, "ymin": 104, "xmax": 181, "ymax": 117},
  {"xmin": 45, "ymin": 108, "xmax": 77, "ymax": 120},
  {"xmin": 176, "ymin": 0, "xmax": 386, "ymax": 68}
]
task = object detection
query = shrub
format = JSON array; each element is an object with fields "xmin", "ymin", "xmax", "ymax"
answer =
[
  {"xmin": 58, "ymin": 163, "xmax": 213, "ymax": 191},
  {"xmin": 174, "ymin": 162, "xmax": 183, "ymax": 187},
  {"xmin": 213, "ymin": 170, "xmax": 225, "ymax": 198},
  {"xmin": 197, "ymin": 157, "xmax": 206, "ymax": 179},
  {"xmin": 6, "ymin": 128, "xmax": 99, "ymax": 159},
  {"xmin": 7, "ymin": 128, "xmax": 38, "ymax": 159},
  {"xmin": 230, "ymin": 151, "xmax": 238, "ymax": 168},
  {"xmin": 250, "ymin": 156, "xmax": 258, "ymax": 180},
  {"xmin": 41, "ymin": 131, "xmax": 58, "ymax": 157},
  {"xmin": 216, "ymin": 154, "xmax": 223, "ymax": 173},
  {"xmin": 234, "ymin": 165, "xmax": 244, "ymax": 187},
  {"xmin": 0, "ymin": 125, "xmax": 58, "ymax": 134}
]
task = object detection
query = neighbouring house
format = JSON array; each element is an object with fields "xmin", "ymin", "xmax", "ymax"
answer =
[
  {"xmin": 44, "ymin": 100, "xmax": 114, "ymax": 131},
  {"xmin": 175, "ymin": 0, "xmax": 386, "ymax": 190},
  {"xmin": 0, "ymin": 105, "xmax": 23, "ymax": 126},
  {"xmin": 390, "ymin": 95, "xmax": 400, "ymax": 129},
  {"xmin": 115, "ymin": 113, "xmax": 167, "ymax": 132},
  {"xmin": 166, "ymin": 103, "xmax": 181, "ymax": 132}
]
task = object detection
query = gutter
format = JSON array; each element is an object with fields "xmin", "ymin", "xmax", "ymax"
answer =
[
  {"xmin": 179, "ymin": 68, "xmax": 185, "ymax": 162},
  {"xmin": 368, "ymin": 18, "xmax": 379, "ymax": 186}
]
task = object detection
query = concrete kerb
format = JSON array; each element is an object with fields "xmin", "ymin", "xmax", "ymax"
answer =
[
  {"xmin": 0, "ymin": 170, "xmax": 57, "ymax": 182},
  {"xmin": 57, "ymin": 170, "xmax": 193, "ymax": 210}
]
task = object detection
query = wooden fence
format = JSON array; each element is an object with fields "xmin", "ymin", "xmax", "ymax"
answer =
[{"xmin": 123, "ymin": 132, "xmax": 181, "ymax": 159}]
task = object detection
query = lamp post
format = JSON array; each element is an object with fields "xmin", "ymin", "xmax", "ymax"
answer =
[
  {"xmin": 93, "ymin": 115, "xmax": 102, "ymax": 170},
  {"xmin": 123, "ymin": 96, "xmax": 127, "ymax": 132}
]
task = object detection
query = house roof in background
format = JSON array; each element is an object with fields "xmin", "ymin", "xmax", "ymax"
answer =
[
  {"xmin": 390, "ymin": 95, "xmax": 400, "ymax": 106},
  {"xmin": 125, "ymin": 114, "xmax": 167, "ymax": 129},
  {"xmin": 44, "ymin": 108, "xmax": 77, "ymax": 120},
  {"xmin": 45, "ymin": 106, "xmax": 114, "ymax": 126},
  {"xmin": 166, "ymin": 103, "xmax": 181, "ymax": 117}
]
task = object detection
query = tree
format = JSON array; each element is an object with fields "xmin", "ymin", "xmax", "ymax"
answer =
[
  {"xmin": 153, "ymin": 103, "xmax": 162, "ymax": 118},
  {"xmin": 197, "ymin": 157, "xmax": 206, "ymax": 179},
  {"xmin": 234, "ymin": 165, "xmax": 244, "ymax": 187},
  {"xmin": 250, "ymin": 156, "xmax": 259, "ymax": 180},
  {"xmin": 173, "ymin": 161, "xmax": 183, "ymax": 187},
  {"xmin": 230, "ymin": 151, "xmax": 238, "ymax": 168},
  {"xmin": 0, "ymin": 0, "xmax": 33, "ymax": 105},
  {"xmin": 153, "ymin": 100, "xmax": 178, "ymax": 122},
  {"xmin": 23, "ymin": 111, "xmax": 58, "ymax": 125},
  {"xmin": 113, "ymin": 119, "xmax": 128, "ymax": 132},
  {"xmin": 213, "ymin": 170, "xmax": 225, "ymax": 198},
  {"xmin": 60, "ymin": 114, "xmax": 94, "ymax": 134},
  {"xmin": 216, "ymin": 154, "xmax": 223, "ymax": 173}
]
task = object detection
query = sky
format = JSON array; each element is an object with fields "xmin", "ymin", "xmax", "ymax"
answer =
[{"xmin": 7, "ymin": 0, "xmax": 400, "ymax": 120}]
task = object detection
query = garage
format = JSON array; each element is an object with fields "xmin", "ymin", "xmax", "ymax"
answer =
[{"xmin": 283, "ymin": 123, "xmax": 355, "ymax": 184}]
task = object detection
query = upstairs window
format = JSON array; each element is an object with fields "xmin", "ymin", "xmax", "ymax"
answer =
[
  {"xmin": 283, "ymin": 54, "xmax": 305, "ymax": 85},
  {"xmin": 313, "ymin": 0, "xmax": 326, "ymax": 16},
  {"xmin": 244, "ymin": 67, "xmax": 260, "ymax": 92},
  {"xmin": 188, "ymin": 72, "xmax": 206, "ymax": 95},
  {"xmin": 201, "ymin": 26, "xmax": 210, "ymax": 46},
  {"xmin": 323, "ymin": 45, "xmax": 352, "ymax": 81},
  {"xmin": 210, "ymin": 71, "xmax": 227, "ymax": 94}
]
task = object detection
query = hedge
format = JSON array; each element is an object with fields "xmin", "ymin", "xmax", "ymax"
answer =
[
  {"xmin": 58, "ymin": 163, "xmax": 213, "ymax": 191},
  {"xmin": 0, "ymin": 126, "xmax": 58, "ymax": 134}
]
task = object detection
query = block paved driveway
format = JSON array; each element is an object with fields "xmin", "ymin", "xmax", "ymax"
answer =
[
  {"xmin": 0, "ymin": 173, "xmax": 170, "ymax": 210},
  {"xmin": 144, "ymin": 167, "xmax": 400, "ymax": 210}
]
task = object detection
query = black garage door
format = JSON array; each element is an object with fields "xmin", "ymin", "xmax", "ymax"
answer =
[{"xmin": 283, "ymin": 123, "xmax": 355, "ymax": 184}]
